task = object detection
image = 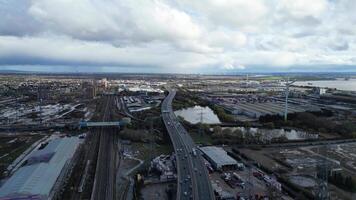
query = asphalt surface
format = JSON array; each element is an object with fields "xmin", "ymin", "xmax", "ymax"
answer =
[{"xmin": 161, "ymin": 90, "xmax": 215, "ymax": 200}]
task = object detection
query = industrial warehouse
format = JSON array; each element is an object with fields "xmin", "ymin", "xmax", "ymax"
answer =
[
  {"xmin": 0, "ymin": 137, "xmax": 81, "ymax": 200},
  {"xmin": 202, "ymin": 94, "xmax": 322, "ymax": 120},
  {"xmin": 231, "ymin": 101, "xmax": 320, "ymax": 119},
  {"xmin": 199, "ymin": 146, "xmax": 238, "ymax": 171}
]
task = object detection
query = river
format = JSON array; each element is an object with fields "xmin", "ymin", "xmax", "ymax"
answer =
[
  {"xmin": 174, "ymin": 106, "xmax": 221, "ymax": 124},
  {"xmin": 294, "ymin": 78, "xmax": 356, "ymax": 91}
]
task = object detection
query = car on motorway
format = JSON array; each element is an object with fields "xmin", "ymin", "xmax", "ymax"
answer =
[
  {"xmin": 192, "ymin": 148, "xmax": 197, "ymax": 156},
  {"xmin": 253, "ymin": 171, "xmax": 264, "ymax": 180},
  {"xmin": 161, "ymin": 91, "xmax": 215, "ymax": 200}
]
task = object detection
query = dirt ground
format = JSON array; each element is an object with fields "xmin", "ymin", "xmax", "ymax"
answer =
[
  {"xmin": 239, "ymin": 146, "xmax": 356, "ymax": 200},
  {"xmin": 141, "ymin": 182, "xmax": 176, "ymax": 200}
]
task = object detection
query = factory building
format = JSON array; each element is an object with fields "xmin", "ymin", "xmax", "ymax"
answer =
[
  {"xmin": 82, "ymin": 81, "xmax": 97, "ymax": 99},
  {"xmin": 199, "ymin": 146, "xmax": 238, "ymax": 171},
  {"xmin": 0, "ymin": 137, "xmax": 81, "ymax": 200},
  {"xmin": 150, "ymin": 154, "xmax": 176, "ymax": 181},
  {"xmin": 232, "ymin": 101, "xmax": 320, "ymax": 119}
]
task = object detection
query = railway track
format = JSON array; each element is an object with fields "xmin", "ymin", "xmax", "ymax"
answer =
[
  {"xmin": 91, "ymin": 95, "xmax": 118, "ymax": 200},
  {"xmin": 67, "ymin": 98, "xmax": 105, "ymax": 200},
  {"xmin": 63, "ymin": 95, "xmax": 120, "ymax": 200}
]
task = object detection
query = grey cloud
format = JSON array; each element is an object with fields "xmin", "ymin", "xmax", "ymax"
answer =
[
  {"xmin": 0, "ymin": 0, "xmax": 41, "ymax": 36},
  {"xmin": 28, "ymin": 0, "xmax": 202, "ymax": 47},
  {"xmin": 0, "ymin": 0, "xmax": 355, "ymax": 72},
  {"xmin": 329, "ymin": 41, "xmax": 349, "ymax": 51}
]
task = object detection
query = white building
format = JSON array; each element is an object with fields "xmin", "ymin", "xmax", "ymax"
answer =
[{"xmin": 199, "ymin": 146, "xmax": 238, "ymax": 171}]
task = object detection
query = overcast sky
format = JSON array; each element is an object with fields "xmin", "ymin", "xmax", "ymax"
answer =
[{"xmin": 0, "ymin": 0, "xmax": 356, "ymax": 73}]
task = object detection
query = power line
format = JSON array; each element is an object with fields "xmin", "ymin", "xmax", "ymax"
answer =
[
  {"xmin": 284, "ymin": 77, "xmax": 296, "ymax": 122},
  {"xmin": 316, "ymin": 145, "xmax": 330, "ymax": 200},
  {"xmin": 199, "ymin": 107, "xmax": 204, "ymax": 136}
]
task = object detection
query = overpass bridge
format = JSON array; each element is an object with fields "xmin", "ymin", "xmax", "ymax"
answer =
[
  {"xmin": 79, "ymin": 118, "xmax": 131, "ymax": 129},
  {"xmin": 0, "ymin": 118, "xmax": 131, "ymax": 131}
]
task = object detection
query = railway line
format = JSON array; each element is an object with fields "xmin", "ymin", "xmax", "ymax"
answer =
[{"xmin": 91, "ymin": 95, "xmax": 118, "ymax": 200}]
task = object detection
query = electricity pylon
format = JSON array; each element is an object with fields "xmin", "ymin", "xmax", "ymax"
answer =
[{"xmin": 284, "ymin": 77, "xmax": 295, "ymax": 122}]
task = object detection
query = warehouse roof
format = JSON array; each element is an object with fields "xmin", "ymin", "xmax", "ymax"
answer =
[
  {"xmin": 29, "ymin": 139, "xmax": 61, "ymax": 159},
  {"xmin": 199, "ymin": 146, "xmax": 237, "ymax": 167},
  {"xmin": 0, "ymin": 137, "xmax": 80, "ymax": 199}
]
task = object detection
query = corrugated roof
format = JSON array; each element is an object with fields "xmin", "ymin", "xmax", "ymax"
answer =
[
  {"xmin": 0, "ymin": 137, "xmax": 80, "ymax": 198},
  {"xmin": 29, "ymin": 139, "xmax": 61, "ymax": 159},
  {"xmin": 199, "ymin": 146, "xmax": 237, "ymax": 167}
]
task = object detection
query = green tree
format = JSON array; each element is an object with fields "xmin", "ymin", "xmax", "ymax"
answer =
[
  {"xmin": 233, "ymin": 128, "xmax": 244, "ymax": 143},
  {"xmin": 222, "ymin": 128, "xmax": 232, "ymax": 137},
  {"xmin": 255, "ymin": 130, "xmax": 263, "ymax": 143},
  {"xmin": 213, "ymin": 126, "xmax": 222, "ymax": 135},
  {"xmin": 244, "ymin": 130, "xmax": 253, "ymax": 144}
]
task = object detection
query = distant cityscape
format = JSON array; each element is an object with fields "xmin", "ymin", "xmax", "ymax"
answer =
[{"xmin": 1, "ymin": 0, "xmax": 356, "ymax": 199}]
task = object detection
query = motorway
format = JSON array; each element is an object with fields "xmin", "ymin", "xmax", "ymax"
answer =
[
  {"xmin": 91, "ymin": 96, "xmax": 118, "ymax": 200},
  {"xmin": 161, "ymin": 90, "xmax": 214, "ymax": 200}
]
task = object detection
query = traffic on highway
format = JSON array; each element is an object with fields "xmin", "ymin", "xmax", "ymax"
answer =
[{"xmin": 162, "ymin": 90, "xmax": 214, "ymax": 200}]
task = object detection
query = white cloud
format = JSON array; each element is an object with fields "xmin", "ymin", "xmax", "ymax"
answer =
[
  {"xmin": 277, "ymin": 0, "xmax": 328, "ymax": 19},
  {"xmin": 178, "ymin": 0, "xmax": 268, "ymax": 32},
  {"xmin": 205, "ymin": 30, "xmax": 247, "ymax": 49},
  {"xmin": 0, "ymin": 35, "xmax": 221, "ymax": 71},
  {"xmin": 0, "ymin": 0, "xmax": 355, "ymax": 72},
  {"xmin": 29, "ymin": 0, "xmax": 202, "ymax": 44}
]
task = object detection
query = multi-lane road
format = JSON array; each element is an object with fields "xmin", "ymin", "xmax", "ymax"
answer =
[{"xmin": 162, "ymin": 90, "xmax": 214, "ymax": 200}]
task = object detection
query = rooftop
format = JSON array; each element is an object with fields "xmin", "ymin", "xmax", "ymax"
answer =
[
  {"xmin": 0, "ymin": 137, "xmax": 80, "ymax": 199},
  {"xmin": 199, "ymin": 146, "xmax": 237, "ymax": 167}
]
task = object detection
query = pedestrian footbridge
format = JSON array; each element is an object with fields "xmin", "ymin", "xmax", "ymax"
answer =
[{"xmin": 79, "ymin": 118, "xmax": 131, "ymax": 128}]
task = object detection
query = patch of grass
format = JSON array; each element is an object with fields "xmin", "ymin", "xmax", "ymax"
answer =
[
  {"xmin": 189, "ymin": 132, "xmax": 213, "ymax": 145},
  {"xmin": 131, "ymin": 142, "xmax": 173, "ymax": 161}
]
